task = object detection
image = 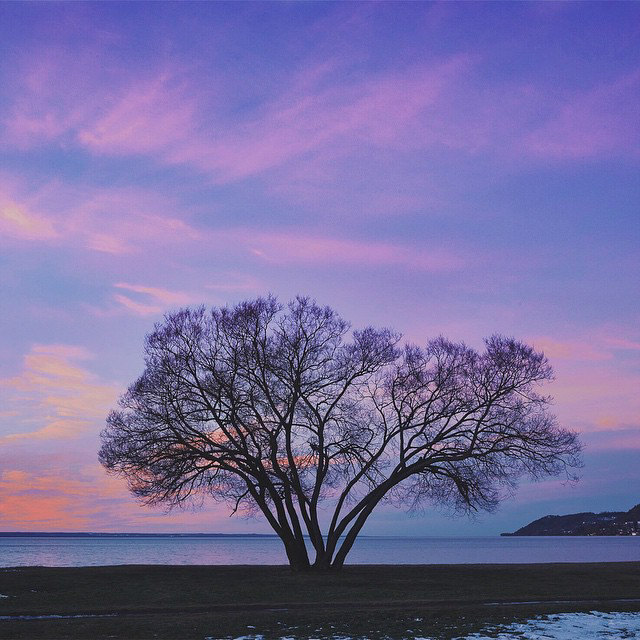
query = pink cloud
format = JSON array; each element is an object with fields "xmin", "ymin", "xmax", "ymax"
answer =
[
  {"xmin": 90, "ymin": 274, "xmax": 267, "ymax": 320},
  {"xmin": 245, "ymin": 231, "xmax": 465, "ymax": 272},
  {"xmin": 530, "ymin": 336, "xmax": 611, "ymax": 362},
  {"xmin": 0, "ymin": 456, "xmax": 242, "ymax": 532},
  {"xmin": 523, "ymin": 70, "xmax": 640, "ymax": 160},
  {"xmin": 0, "ymin": 196, "xmax": 59, "ymax": 241},
  {"xmin": 0, "ymin": 491, "xmax": 94, "ymax": 530},
  {"xmin": 111, "ymin": 295, "xmax": 164, "ymax": 316},
  {"xmin": 4, "ymin": 26, "xmax": 638, "ymax": 204},
  {"xmin": 3, "ymin": 48, "xmax": 207, "ymax": 176},
  {"xmin": 526, "ymin": 329, "xmax": 640, "ymax": 445},
  {"xmin": 4, "ymin": 43, "xmax": 473, "ymax": 187},
  {"xmin": 2, "ymin": 47, "xmax": 108, "ymax": 149},
  {"xmin": 204, "ymin": 272, "xmax": 264, "ymax": 294},
  {"xmin": 113, "ymin": 276, "xmax": 266, "ymax": 316},
  {"xmin": 112, "ymin": 283, "xmax": 197, "ymax": 316},
  {"xmin": 0, "ymin": 176, "xmax": 201, "ymax": 255},
  {"xmin": 162, "ymin": 56, "xmax": 473, "ymax": 182},
  {"xmin": 604, "ymin": 337, "xmax": 640, "ymax": 351},
  {"xmin": 89, "ymin": 221, "xmax": 466, "ymax": 276},
  {"xmin": 0, "ymin": 344, "xmax": 119, "ymax": 441},
  {"xmin": 0, "ymin": 462, "xmax": 132, "ymax": 531},
  {"xmin": 77, "ymin": 73, "xmax": 199, "ymax": 156},
  {"xmin": 114, "ymin": 283, "xmax": 195, "ymax": 306},
  {"xmin": 59, "ymin": 186, "xmax": 201, "ymax": 254},
  {"xmin": 264, "ymin": 145, "xmax": 442, "ymax": 218}
]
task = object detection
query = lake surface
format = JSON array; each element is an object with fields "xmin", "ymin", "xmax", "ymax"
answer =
[{"xmin": 1, "ymin": 534, "xmax": 639, "ymax": 567}]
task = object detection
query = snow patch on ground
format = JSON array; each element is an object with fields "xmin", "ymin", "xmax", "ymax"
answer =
[
  {"xmin": 457, "ymin": 611, "xmax": 640, "ymax": 639},
  {"xmin": 212, "ymin": 610, "xmax": 640, "ymax": 640}
]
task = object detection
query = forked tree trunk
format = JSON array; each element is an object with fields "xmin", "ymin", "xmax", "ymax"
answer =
[
  {"xmin": 282, "ymin": 536, "xmax": 311, "ymax": 571},
  {"xmin": 312, "ymin": 556, "xmax": 332, "ymax": 570}
]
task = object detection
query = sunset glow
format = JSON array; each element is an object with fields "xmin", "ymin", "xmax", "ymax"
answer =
[{"xmin": 0, "ymin": 2, "xmax": 638, "ymax": 535}]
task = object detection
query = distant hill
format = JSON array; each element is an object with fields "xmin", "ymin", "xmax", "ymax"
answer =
[{"xmin": 502, "ymin": 503, "xmax": 640, "ymax": 536}]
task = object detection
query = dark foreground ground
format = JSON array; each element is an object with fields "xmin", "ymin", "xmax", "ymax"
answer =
[{"xmin": 1, "ymin": 562, "xmax": 639, "ymax": 639}]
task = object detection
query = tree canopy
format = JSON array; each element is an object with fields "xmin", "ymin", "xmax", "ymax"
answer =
[{"xmin": 99, "ymin": 296, "xmax": 582, "ymax": 570}]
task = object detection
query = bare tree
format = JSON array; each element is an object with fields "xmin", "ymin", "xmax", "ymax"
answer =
[{"xmin": 99, "ymin": 296, "xmax": 582, "ymax": 571}]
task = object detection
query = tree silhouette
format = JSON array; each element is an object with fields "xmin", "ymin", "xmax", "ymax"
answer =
[{"xmin": 100, "ymin": 296, "xmax": 582, "ymax": 570}]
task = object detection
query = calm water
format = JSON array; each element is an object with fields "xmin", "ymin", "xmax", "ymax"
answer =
[{"xmin": 0, "ymin": 535, "xmax": 638, "ymax": 567}]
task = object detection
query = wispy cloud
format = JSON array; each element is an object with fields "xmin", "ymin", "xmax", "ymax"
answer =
[
  {"xmin": 3, "ymin": 19, "xmax": 638, "ymax": 235},
  {"xmin": 246, "ymin": 231, "xmax": 465, "ymax": 272},
  {"xmin": 527, "ymin": 329, "xmax": 640, "ymax": 446},
  {"xmin": 0, "ymin": 177, "xmax": 201, "ymax": 255},
  {"xmin": 0, "ymin": 197, "xmax": 59, "ymax": 241},
  {"xmin": 77, "ymin": 73, "xmax": 200, "ymax": 157},
  {"xmin": 531, "ymin": 336, "xmax": 612, "ymax": 362},
  {"xmin": 160, "ymin": 55, "xmax": 640, "ymax": 183},
  {"xmin": 112, "ymin": 283, "xmax": 196, "ymax": 316},
  {"xmin": 52, "ymin": 55, "xmax": 474, "ymax": 189},
  {"xmin": 523, "ymin": 70, "xmax": 640, "ymax": 160},
  {"xmin": 603, "ymin": 337, "xmax": 640, "ymax": 352},
  {"xmin": 204, "ymin": 272, "xmax": 264, "ymax": 294},
  {"xmin": 170, "ymin": 57, "xmax": 473, "ymax": 182},
  {"xmin": 0, "ymin": 344, "xmax": 118, "ymax": 441},
  {"xmin": 2, "ymin": 43, "xmax": 107, "ymax": 149}
]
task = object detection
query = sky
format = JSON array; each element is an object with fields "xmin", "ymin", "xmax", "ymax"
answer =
[{"xmin": 0, "ymin": 2, "xmax": 638, "ymax": 536}]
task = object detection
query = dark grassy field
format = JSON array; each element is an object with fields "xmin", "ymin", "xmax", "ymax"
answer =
[{"xmin": 1, "ymin": 562, "xmax": 639, "ymax": 639}]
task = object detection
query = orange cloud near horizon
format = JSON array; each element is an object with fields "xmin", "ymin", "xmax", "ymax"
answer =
[{"xmin": 0, "ymin": 344, "xmax": 118, "ymax": 441}]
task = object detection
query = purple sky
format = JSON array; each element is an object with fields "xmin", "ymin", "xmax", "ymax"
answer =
[{"xmin": 0, "ymin": 2, "xmax": 638, "ymax": 535}]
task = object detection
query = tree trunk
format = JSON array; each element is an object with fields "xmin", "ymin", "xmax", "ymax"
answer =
[
  {"xmin": 284, "ymin": 542, "xmax": 311, "ymax": 571},
  {"xmin": 330, "ymin": 491, "xmax": 387, "ymax": 569},
  {"xmin": 277, "ymin": 529, "xmax": 311, "ymax": 571},
  {"xmin": 311, "ymin": 550, "xmax": 333, "ymax": 571}
]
